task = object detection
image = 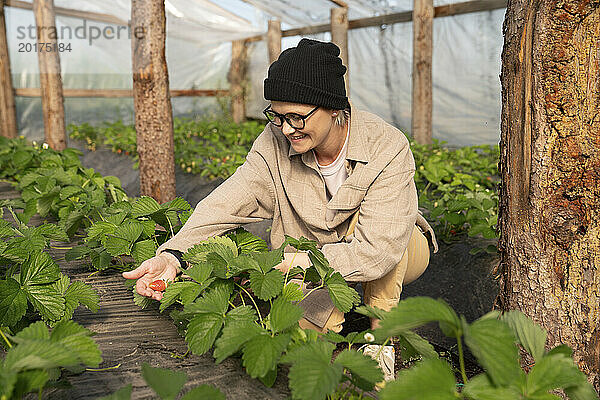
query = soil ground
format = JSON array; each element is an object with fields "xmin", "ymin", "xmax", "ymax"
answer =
[{"xmin": 4, "ymin": 141, "xmax": 500, "ymax": 398}]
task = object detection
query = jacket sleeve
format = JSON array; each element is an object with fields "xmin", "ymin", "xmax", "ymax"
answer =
[
  {"xmin": 156, "ymin": 131, "xmax": 276, "ymax": 255},
  {"xmin": 321, "ymin": 144, "xmax": 418, "ymax": 282}
]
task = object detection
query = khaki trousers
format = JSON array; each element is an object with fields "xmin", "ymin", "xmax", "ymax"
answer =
[{"xmin": 298, "ymin": 212, "xmax": 431, "ymax": 333}]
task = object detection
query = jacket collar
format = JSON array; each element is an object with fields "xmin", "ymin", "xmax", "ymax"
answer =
[{"xmin": 287, "ymin": 101, "xmax": 369, "ymax": 163}]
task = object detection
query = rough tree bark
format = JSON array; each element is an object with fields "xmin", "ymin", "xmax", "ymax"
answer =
[
  {"xmin": 498, "ymin": 0, "xmax": 600, "ymax": 391},
  {"xmin": 228, "ymin": 39, "xmax": 247, "ymax": 124},
  {"xmin": 411, "ymin": 0, "xmax": 433, "ymax": 145},
  {"xmin": 131, "ymin": 0, "xmax": 176, "ymax": 203}
]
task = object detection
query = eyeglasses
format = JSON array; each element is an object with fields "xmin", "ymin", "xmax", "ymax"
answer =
[{"xmin": 263, "ymin": 105, "xmax": 319, "ymax": 130}]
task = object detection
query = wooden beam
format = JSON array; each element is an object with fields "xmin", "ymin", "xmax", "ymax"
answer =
[
  {"xmin": 245, "ymin": 0, "xmax": 507, "ymax": 42},
  {"xmin": 330, "ymin": 7, "xmax": 349, "ymax": 95},
  {"xmin": 328, "ymin": 0, "xmax": 348, "ymax": 7},
  {"xmin": 0, "ymin": 1, "xmax": 17, "ymax": 138},
  {"xmin": 228, "ymin": 40, "xmax": 248, "ymax": 124},
  {"xmin": 15, "ymin": 88, "xmax": 229, "ymax": 97},
  {"xmin": 411, "ymin": 0, "xmax": 433, "ymax": 145},
  {"xmin": 131, "ymin": 0, "xmax": 176, "ymax": 203},
  {"xmin": 33, "ymin": 0, "xmax": 66, "ymax": 150},
  {"xmin": 267, "ymin": 19, "xmax": 281, "ymax": 64},
  {"xmin": 7, "ymin": 0, "xmax": 128, "ymax": 25}
]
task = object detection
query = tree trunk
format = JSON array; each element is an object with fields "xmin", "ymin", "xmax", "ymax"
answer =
[
  {"xmin": 331, "ymin": 7, "xmax": 349, "ymax": 95},
  {"xmin": 0, "ymin": 1, "xmax": 17, "ymax": 139},
  {"xmin": 33, "ymin": 0, "xmax": 66, "ymax": 150},
  {"xmin": 498, "ymin": 0, "xmax": 600, "ymax": 391},
  {"xmin": 411, "ymin": 0, "xmax": 433, "ymax": 145},
  {"xmin": 131, "ymin": 0, "xmax": 176, "ymax": 204},
  {"xmin": 228, "ymin": 39, "xmax": 247, "ymax": 124},
  {"xmin": 267, "ymin": 19, "xmax": 281, "ymax": 64}
]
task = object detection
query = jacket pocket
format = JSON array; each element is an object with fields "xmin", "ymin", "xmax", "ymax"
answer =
[{"xmin": 325, "ymin": 186, "xmax": 366, "ymax": 229}]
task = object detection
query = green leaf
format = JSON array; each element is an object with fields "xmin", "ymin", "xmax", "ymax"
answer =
[
  {"xmin": 184, "ymin": 285, "xmax": 231, "ymax": 315},
  {"xmin": 131, "ymin": 239, "xmax": 157, "ymax": 264},
  {"xmin": 252, "ymin": 249, "xmax": 284, "ymax": 274},
  {"xmin": 34, "ymin": 224, "xmax": 68, "ymax": 242},
  {"xmin": 281, "ymin": 340, "xmax": 336, "ymax": 365},
  {"xmin": 213, "ymin": 320, "xmax": 264, "ymax": 364},
  {"xmin": 62, "ymin": 278, "xmax": 99, "ymax": 318},
  {"xmin": 242, "ymin": 333, "xmax": 290, "ymax": 378},
  {"xmin": 333, "ymin": 349, "xmax": 383, "ymax": 390},
  {"xmin": 11, "ymin": 369, "xmax": 49, "ymax": 398},
  {"xmin": 258, "ymin": 368, "xmax": 278, "ymax": 388},
  {"xmin": 4, "ymin": 341, "xmax": 78, "ymax": 371},
  {"xmin": 101, "ymin": 236, "xmax": 131, "ymax": 257},
  {"xmin": 20, "ymin": 251, "xmax": 61, "ymax": 286},
  {"xmin": 132, "ymin": 196, "xmax": 161, "ymax": 217},
  {"xmin": 160, "ymin": 282, "xmax": 203, "ymax": 312},
  {"xmin": 0, "ymin": 219, "xmax": 14, "ymax": 238},
  {"xmin": 288, "ymin": 356, "xmax": 342, "ymax": 400},
  {"xmin": 249, "ymin": 270, "xmax": 284, "ymax": 301},
  {"xmin": 185, "ymin": 313, "xmax": 225, "ymax": 356},
  {"xmin": 50, "ymin": 320, "xmax": 102, "ymax": 367},
  {"xmin": 325, "ymin": 272, "xmax": 360, "ymax": 313},
  {"xmin": 463, "ymin": 317, "xmax": 522, "ymax": 387},
  {"xmin": 24, "ymin": 284, "xmax": 66, "ymax": 322},
  {"xmin": 462, "ymin": 374, "xmax": 520, "ymax": 400},
  {"xmin": 141, "ymin": 362, "xmax": 187, "ymax": 400},
  {"xmin": 0, "ymin": 367, "xmax": 17, "ymax": 399},
  {"xmin": 307, "ymin": 249, "xmax": 330, "ymax": 280},
  {"xmin": 162, "ymin": 197, "xmax": 191, "ymax": 212},
  {"xmin": 526, "ymin": 352, "xmax": 596, "ymax": 397},
  {"xmin": 500, "ymin": 310, "xmax": 547, "ymax": 362},
  {"xmin": 0, "ymin": 278, "xmax": 28, "ymax": 326},
  {"xmin": 227, "ymin": 254, "xmax": 262, "ymax": 276},
  {"xmin": 270, "ymin": 297, "xmax": 304, "ymax": 333},
  {"xmin": 98, "ymin": 384, "xmax": 132, "ymax": 400},
  {"xmin": 280, "ymin": 282, "xmax": 304, "ymax": 302},
  {"xmin": 181, "ymin": 385, "xmax": 225, "ymax": 400},
  {"xmin": 133, "ymin": 288, "xmax": 153, "ymax": 309},
  {"xmin": 398, "ymin": 330, "xmax": 439, "ymax": 359},
  {"xmin": 376, "ymin": 297, "xmax": 461, "ymax": 339},
  {"xmin": 227, "ymin": 227, "xmax": 268, "ymax": 254},
  {"xmin": 379, "ymin": 358, "xmax": 456, "ymax": 400},
  {"xmin": 12, "ymin": 321, "xmax": 50, "ymax": 341},
  {"xmin": 225, "ymin": 305, "xmax": 257, "ymax": 322},
  {"xmin": 91, "ymin": 250, "xmax": 112, "ymax": 269}
]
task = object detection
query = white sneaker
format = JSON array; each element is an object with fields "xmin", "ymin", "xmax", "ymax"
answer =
[{"xmin": 362, "ymin": 344, "xmax": 395, "ymax": 382}]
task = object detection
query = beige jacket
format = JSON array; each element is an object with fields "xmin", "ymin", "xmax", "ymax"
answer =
[{"xmin": 158, "ymin": 106, "xmax": 437, "ymax": 325}]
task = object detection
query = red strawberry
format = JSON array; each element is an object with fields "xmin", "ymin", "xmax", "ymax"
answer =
[{"xmin": 149, "ymin": 279, "xmax": 166, "ymax": 291}]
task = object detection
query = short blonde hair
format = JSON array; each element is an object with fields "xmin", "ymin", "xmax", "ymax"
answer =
[{"xmin": 334, "ymin": 107, "xmax": 350, "ymax": 126}]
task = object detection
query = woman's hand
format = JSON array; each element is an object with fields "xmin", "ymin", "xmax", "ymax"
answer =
[
  {"xmin": 122, "ymin": 253, "xmax": 180, "ymax": 301},
  {"xmin": 274, "ymin": 252, "xmax": 311, "ymax": 274}
]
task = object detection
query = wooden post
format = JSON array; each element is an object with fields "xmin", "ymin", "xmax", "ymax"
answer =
[
  {"xmin": 267, "ymin": 19, "xmax": 281, "ymax": 64},
  {"xmin": 0, "ymin": 1, "xmax": 17, "ymax": 138},
  {"xmin": 330, "ymin": 7, "xmax": 349, "ymax": 95},
  {"xmin": 228, "ymin": 39, "xmax": 247, "ymax": 124},
  {"xmin": 411, "ymin": 0, "xmax": 433, "ymax": 145},
  {"xmin": 131, "ymin": 0, "xmax": 176, "ymax": 203},
  {"xmin": 33, "ymin": 0, "xmax": 66, "ymax": 150}
]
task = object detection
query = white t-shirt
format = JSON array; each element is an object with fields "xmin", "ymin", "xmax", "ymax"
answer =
[{"xmin": 315, "ymin": 124, "xmax": 350, "ymax": 199}]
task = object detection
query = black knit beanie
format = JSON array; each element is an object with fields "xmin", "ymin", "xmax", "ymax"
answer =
[{"xmin": 264, "ymin": 38, "xmax": 349, "ymax": 110}]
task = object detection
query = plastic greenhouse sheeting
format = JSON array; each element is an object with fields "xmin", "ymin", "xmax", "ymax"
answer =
[{"xmin": 5, "ymin": 0, "xmax": 504, "ymax": 146}]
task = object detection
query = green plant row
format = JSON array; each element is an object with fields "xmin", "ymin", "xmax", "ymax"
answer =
[
  {"xmin": 132, "ymin": 228, "xmax": 597, "ymax": 400},
  {"xmin": 67, "ymin": 119, "xmax": 500, "ymax": 244},
  {"xmin": 68, "ymin": 117, "xmax": 264, "ymax": 180}
]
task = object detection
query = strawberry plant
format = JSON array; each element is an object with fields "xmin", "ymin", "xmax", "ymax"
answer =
[
  {"xmin": 66, "ymin": 196, "xmax": 192, "ymax": 271},
  {"xmin": 0, "ymin": 218, "xmax": 99, "ymax": 331},
  {"xmin": 358, "ymin": 298, "xmax": 598, "ymax": 400},
  {"xmin": 0, "ymin": 320, "xmax": 102, "ymax": 400},
  {"xmin": 100, "ymin": 363, "xmax": 225, "ymax": 400}
]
